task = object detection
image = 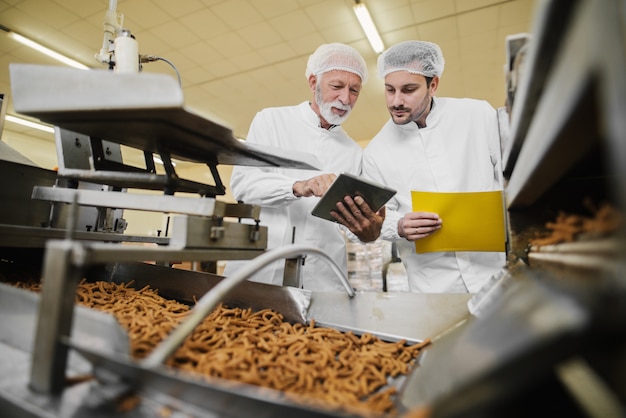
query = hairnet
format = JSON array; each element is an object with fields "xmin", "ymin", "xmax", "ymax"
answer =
[
  {"xmin": 377, "ymin": 40, "xmax": 445, "ymax": 78},
  {"xmin": 305, "ymin": 43, "xmax": 368, "ymax": 84}
]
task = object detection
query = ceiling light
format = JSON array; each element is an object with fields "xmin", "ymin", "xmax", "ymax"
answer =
[
  {"xmin": 6, "ymin": 115, "xmax": 55, "ymax": 133},
  {"xmin": 353, "ymin": 1, "xmax": 385, "ymax": 54},
  {"xmin": 7, "ymin": 31, "xmax": 89, "ymax": 70}
]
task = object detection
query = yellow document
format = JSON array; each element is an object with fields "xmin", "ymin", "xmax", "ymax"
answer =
[{"xmin": 411, "ymin": 190, "xmax": 506, "ymax": 253}]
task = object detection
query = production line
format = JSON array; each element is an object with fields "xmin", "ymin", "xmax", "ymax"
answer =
[{"xmin": 1, "ymin": 1, "xmax": 625, "ymax": 417}]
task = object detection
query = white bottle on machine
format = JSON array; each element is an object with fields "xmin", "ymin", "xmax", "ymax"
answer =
[{"xmin": 114, "ymin": 29, "xmax": 139, "ymax": 73}]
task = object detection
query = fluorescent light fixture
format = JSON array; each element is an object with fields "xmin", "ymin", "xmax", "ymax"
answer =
[
  {"xmin": 353, "ymin": 1, "xmax": 384, "ymax": 54},
  {"xmin": 8, "ymin": 31, "xmax": 89, "ymax": 70},
  {"xmin": 6, "ymin": 114, "xmax": 55, "ymax": 133}
]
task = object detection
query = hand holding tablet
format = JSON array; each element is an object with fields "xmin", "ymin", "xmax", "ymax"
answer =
[{"xmin": 311, "ymin": 173, "xmax": 396, "ymax": 222}]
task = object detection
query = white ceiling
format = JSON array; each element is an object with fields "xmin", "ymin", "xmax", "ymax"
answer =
[{"xmin": 0, "ymin": 0, "xmax": 538, "ymax": 168}]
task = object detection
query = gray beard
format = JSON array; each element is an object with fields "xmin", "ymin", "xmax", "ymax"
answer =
[{"xmin": 315, "ymin": 86, "xmax": 351, "ymax": 125}]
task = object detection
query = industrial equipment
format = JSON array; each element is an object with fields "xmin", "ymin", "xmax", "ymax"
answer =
[{"xmin": 0, "ymin": 0, "xmax": 624, "ymax": 417}]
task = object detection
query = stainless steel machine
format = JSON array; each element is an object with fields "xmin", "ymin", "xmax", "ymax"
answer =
[
  {"xmin": 0, "ymin": 49, "xmax": 472, "ymax": 418},
  {"xmin": 1, "ymin": 0, "xmax": 624, "ymax": 417}
]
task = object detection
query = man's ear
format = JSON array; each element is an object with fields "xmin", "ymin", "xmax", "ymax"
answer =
[
  {"xmin": 308, "ymin": 74, "xmax": 317, "ymax": 91},
  {"xmin": 430, "ymin": 76, "xmax": 440, "ymax": 94}
]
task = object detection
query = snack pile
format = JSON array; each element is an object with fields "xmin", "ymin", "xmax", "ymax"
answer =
[
  {"xmin": 14, "ymin": 279, "xmax": 430, "ymax": 417},
  {"xmin": 530, "ymin": 200, "xmax": 623, "ymax": 247}
]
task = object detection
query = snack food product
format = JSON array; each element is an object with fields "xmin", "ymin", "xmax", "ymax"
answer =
[
  {"xmin": 16, "ymin": 279, "xmax": 430, "ymax": 416},
  {"xmin": 167, "ymin": 303, "xmax": 430, "ymax": 415},
  {"xmin": 530, "ymin": 200, "xmax": 623, "ymax": 247}
]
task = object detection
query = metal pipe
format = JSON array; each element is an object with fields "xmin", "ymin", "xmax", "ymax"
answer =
[
  {"xmin": 142, "ymin": 244, "xmax": 355, "ymax": 368},
  {"xmin": 96, "ymin": 0, "xmax": 120, "ymax": 65}
]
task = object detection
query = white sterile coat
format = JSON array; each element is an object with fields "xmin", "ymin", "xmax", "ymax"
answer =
[
  {"xmin": 363, "ymin": 97, "xmax": 506, "ymax": 293},
  {"xmin": 222, "ymin": 101, "xmax": 362, "ymax": 291}
]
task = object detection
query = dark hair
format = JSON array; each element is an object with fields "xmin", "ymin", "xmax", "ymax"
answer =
[{"xmin": 425, "ymin": 76, "xmax": 433, "ymax": 88}]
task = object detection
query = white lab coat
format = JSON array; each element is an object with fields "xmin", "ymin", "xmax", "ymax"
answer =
[
  {"xmin": 362, "ymin": 97, "xmax": 506, "ymax": 293},
  {"xmin": 222, "ymin": 101, "xmax": 362, "ymax": 291}
]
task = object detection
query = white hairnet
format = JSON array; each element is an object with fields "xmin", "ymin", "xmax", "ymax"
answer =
[
  {"xmin": 377, "ymin": 40, "xmax": 445, "ymax": 78},
  {"xmin": 305, "ymin": 43, "xmax": 368, "ymax": 84}
]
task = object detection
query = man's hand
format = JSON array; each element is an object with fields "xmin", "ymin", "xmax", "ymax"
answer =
[
  {"xmin": 331, "ymin": 195, "xmax": 384, "ymax": 243},
  {"xmin": 293, "ymin": 173, "xmax": 337, "ymax": 197},
  {"xmin": 398, "ymin": 211, "xmax": 442, "ymax": 241}
]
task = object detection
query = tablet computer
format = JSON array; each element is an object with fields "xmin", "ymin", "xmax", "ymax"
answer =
[{"xmin": 311, "ymin": 173, "xmax": 396, "ymax": 222}]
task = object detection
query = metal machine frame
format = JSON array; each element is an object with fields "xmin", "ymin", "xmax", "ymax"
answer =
[{"xmin": 1, "ymin": 0, "xmax": 624, "ymax": 416}]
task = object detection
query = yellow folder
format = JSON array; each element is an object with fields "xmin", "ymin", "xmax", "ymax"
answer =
[{"xmin": 411, "ymin": 190, "xmax": 506, "ymax": 253}]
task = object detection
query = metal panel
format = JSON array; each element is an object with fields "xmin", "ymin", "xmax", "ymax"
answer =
[
  {"xmin": 0, "ymin": 159, "xmax": 56, "ymax": 228},
  {"xmin": 308, "ymin": 291, "xmax": 471, "ymax": 344},
  {"xmin": 33, "ymin": 186, "xmax": 218, "ymax": 217},
  {"xmin": 9, "ymin": 64, "xmax": 321, "ymax": 170},
  {"xmin": 169, "ymin": 215, "xmax": 267, "ymax": 250}
]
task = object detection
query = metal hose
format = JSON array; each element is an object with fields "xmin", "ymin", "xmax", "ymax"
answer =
[{"xmin": 142, "ymin": 244, "xmax": 355, "ymax": 368}]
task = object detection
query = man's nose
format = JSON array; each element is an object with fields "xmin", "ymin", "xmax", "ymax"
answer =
[
  {"xmin": 337, "ymin": 87, "xmax": 350, "ymax": 104},
  {"xmin": 390, "ymin": 91, "xmax": 404, "ymax": 106}
]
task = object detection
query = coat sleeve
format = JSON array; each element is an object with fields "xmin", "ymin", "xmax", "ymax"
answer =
[{"xmin": 230, "ymin": 112, "xmax": 301, "ymax": 207}]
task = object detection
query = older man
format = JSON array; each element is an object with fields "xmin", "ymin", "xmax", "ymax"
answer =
[{"xmin": 223, "ymin": 43, "xmax": 381, "ymax": 291}]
